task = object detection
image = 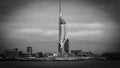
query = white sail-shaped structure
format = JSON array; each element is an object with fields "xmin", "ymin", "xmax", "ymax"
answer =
[{"xmin": 58, "ymin": 0, "xmax": 69, "ymax": 55}]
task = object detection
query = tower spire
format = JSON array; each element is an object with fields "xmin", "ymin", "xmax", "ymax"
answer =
[{"xmin": 59, "ymin": 0, "xmax": 61, "ymax": 16}]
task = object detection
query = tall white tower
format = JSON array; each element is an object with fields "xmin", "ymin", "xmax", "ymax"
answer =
[{"xmin": 58, "ymin": 0, "xmax": 69, "ymax": 55}]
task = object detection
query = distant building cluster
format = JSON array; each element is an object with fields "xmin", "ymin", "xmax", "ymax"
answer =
[
  {"xmin": 0, "ymin": 47, "xmax": 43, "ymax": 60},
  {"xmin": 1, "ymin": 46, "xmax": 117, "ymax": 61},
  {"xmin": 71, "ymin": 50, "xmax": 95, "ymax": 57}
]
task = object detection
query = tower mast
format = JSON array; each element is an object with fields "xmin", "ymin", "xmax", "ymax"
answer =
[
  {"xmin": 59, "ymin": 0, "xmax": 61, "ymax": 17},
  {"xmin": 59, "ymin": 0, "xmax": 61, "ymax": 42}
]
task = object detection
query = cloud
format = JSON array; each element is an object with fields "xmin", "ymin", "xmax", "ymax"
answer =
[
  {"xmin": 67, "ymin": 23, "xmax": 80, "ymax": 28},
  {"xmin": 68, "ymin": 30, "xmax": 102, "ymax": 37},
  {"xmin": 67, "ymin": 22, "xmax": 104, "ymax": 29},
  {"xmin": 46, "ymin": 30, "xmax": 58, "ymax": 35},
  {"xmin": 15, "ymin": 22, "xmax": 104, "ymax": 37},
  {"xmin": 17, "ymin": 28, "xmax": 58, "ymax": 36},
  {"xmin": 16, "ymin": 28, "xmax": 102, "ymax": 37},
  {"xmin": 19, "ymin": 28, "xmax": 43, "ymax": 33}
]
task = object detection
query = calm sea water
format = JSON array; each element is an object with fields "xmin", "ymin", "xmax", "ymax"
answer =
[{"xmin": 0, "ymin": 60, "xmax": 120, "ymax": 68}]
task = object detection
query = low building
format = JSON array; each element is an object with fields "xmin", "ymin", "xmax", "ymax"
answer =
[
  {"xmin": 3, "ymin": 48, "xmax": 19, "ymax": 59},
  {"xmin": 71, "ymin": 50, "xmax": 82, "ymax": 56},
  {"xmin": 35, "ymin": 52, "xmax": 43, "ymax": 58},
  {"xmin": 71, "ymin": 50, "xmax": 96, "ymax": 57}
]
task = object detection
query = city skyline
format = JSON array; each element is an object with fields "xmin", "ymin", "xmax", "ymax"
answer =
[{"xmin": 0, "ymin": 0, "xmax": 120, "ymax": 54}]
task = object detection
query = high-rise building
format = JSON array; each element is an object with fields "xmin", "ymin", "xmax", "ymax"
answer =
[
  {"xmin": 58, "ymin": 0, "xmax": 69, "ymax": 55},
  {"xmin": 27, "ymin": 46, "xmax": 32, "ymax": 57}
]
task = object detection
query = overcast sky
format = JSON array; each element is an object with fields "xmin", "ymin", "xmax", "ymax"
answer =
[{"xmin": 0, "ymin": 0, "xmax": 120, "ymax": 54}]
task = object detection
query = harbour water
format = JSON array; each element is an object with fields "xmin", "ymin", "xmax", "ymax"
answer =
[{"xmin": 0, "ymin": 60, "xmax": 120, "ymax": 68}]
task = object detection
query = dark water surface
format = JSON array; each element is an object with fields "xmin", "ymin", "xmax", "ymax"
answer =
[{"xmin": 0, "ymin": 60, "xmax": 120, "ymax": 68}]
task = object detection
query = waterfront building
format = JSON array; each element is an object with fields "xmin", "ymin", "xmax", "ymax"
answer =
[
  {"xmin": 3, "ymin": 48, "xmax": 19, "ymax": 59},
  {"xmin": 27, "ymin": 46, "xmax": 32, "ymax": 57},
  {"xmin": 71, "ymin": 50, "xmax": 82, "ymax": 56},
  {"xmin": 36, "ymin": 52, "xmax": 43, "ymax": 58}
]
